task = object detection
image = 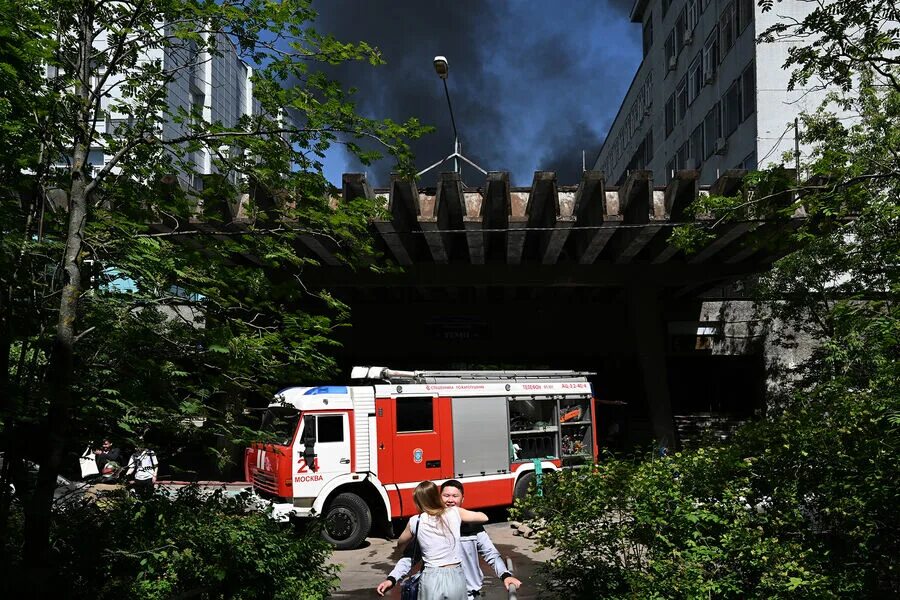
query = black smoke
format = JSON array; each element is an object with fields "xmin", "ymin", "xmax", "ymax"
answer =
[{"xmin": 312, "ymin": 0, "xmax": 639, "ymax": 186}]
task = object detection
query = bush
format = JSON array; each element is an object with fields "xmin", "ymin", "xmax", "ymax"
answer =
[
  {"xmin": 6, "ymin": 485, "xmax": 338, "ymax": 599},
  {"xmin": 514, "ymin": 386, "xmax": 900, "ymax": 599}
]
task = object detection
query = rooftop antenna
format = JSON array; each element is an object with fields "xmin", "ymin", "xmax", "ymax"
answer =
[{"xmin": 417, "ymin": 56, "xmax": 487, "ymax": 179}]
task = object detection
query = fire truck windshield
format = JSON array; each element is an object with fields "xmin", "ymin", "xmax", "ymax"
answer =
[{"xmin": 259, "ymin": 408, "xmax": 300, "ymax": 446}]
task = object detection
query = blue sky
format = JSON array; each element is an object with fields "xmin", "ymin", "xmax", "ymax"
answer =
[{"xmin": 312, "ymin": 0, "xmax": 642, "ymax": 188}]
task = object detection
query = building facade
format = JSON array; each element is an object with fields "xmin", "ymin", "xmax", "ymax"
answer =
[
  {"xmin": 595, "ymin": 0, "xmax": 826, "ymax": 185},
  {"xmin": 83, "ymin": 31, "xmax": 259, "ymax": 190}
]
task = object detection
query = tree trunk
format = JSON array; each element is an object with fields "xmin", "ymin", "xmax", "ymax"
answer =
[
  {"xmin": 21, "ymin": 4, "xmax": 96, "ymax": 584},
  {"xmin": 22, "ymin": 163, "xmax": 89, "ymax": 584}
]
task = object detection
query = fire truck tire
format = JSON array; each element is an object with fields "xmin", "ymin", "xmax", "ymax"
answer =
[
  {"xmin": 513, "ymin": 471, "xmax": 536, "ymax": 501},
  {"xmin": 322, "ymin": 492, "xmax": 371, "ymax": 550}
]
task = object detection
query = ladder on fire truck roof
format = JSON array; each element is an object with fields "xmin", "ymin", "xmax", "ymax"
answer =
[{"xmin": 350, "ymin": 366, "xmax": 595, "ymax": 383}]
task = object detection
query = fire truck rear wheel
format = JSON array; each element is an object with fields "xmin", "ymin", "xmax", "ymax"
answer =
[
  {"xmin": 322, "ymin": 492, "xmax": 371, "ymax": 550},
  {"xmin": 513, "ymin": 472, "xmax": 536, "ymax": 501},
  {"xmin": 513, "ymin": 472, "xmax": 537, "ymax": 519}
]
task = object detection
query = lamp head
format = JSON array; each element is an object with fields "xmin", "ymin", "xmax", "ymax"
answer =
[{"xmin": 433, "ymin": 56, "xmax": 449, "ymax": 79}]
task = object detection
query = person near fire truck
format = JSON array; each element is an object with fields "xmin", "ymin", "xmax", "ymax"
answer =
[
  {"xmin": 124, "ymin": 443, "xmax": 158, "ymax": 499},
  {"xmin": 388, "ymin": 481, "xmax": 489, "ymax": 600},
  {"xmin": 376, "ymin": 480, "xmax": 522, "ymax": 598}
]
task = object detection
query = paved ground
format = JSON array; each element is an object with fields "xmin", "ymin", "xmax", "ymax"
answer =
[{"xmin": 327, "ymin": 517, "xmax": 555, "ymax": 599}]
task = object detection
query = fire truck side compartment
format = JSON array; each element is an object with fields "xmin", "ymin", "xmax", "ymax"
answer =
[{"xmin": 451, "ymin": 396, "xmax": 511, "ymax": 477}]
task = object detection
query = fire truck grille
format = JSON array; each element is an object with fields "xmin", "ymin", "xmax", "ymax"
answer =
[{"xmin": 252, "ymin": 470, "xmax": 278, "ymax": 495}]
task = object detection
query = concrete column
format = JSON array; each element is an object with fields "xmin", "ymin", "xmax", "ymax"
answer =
[{"xmin": 626, "ymin": 287, "xmax": 676, "ymax": 452}]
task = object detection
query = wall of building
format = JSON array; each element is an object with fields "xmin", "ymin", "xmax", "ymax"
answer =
[{"xmin": 595, "ymin": 0, "xmax": 831, "ymax": 186}]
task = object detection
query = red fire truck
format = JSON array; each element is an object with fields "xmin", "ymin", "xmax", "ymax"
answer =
[{"xmin": 245, "ymin": 367, "xmax": 598, "ymax": 549}]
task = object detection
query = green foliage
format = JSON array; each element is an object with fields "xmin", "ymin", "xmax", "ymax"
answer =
[
  {"xmin": 757, "ymin": 0, "xmax": 900, "ymax": 94},
  {"xmin": 516, "ymin": 379, "xmax": 900, "ymax": 598},
  {"xmin": 5, "ymin": 486, "xmax": 339, "ymax": 599}
]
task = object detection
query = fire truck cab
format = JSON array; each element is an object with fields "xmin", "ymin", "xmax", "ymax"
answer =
[{"xmin": 246, "ymin": 367, "xmax": 597, "ymax": 549}]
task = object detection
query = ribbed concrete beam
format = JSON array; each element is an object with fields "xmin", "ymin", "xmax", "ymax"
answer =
[
  {"xmin": 525, "ymin": 171, "xmax": 557, "ymax": 230},
  {"xmin": 652, "ymin": 170, "xmax": 699, "ymax": 264},
  {"xmin": 463, "ymin": 189, "xmax": 485, "ymax": 265},
  {"xmin": 357, "ymin": 173, "xmax": 412, "ymax": 266},
  {"xmin": 542, "ymin": 189, "xmax": 576, "ymax": 265},
  {"xmin": 571, "ymin": 171, "xmax": 607, "ymax": 264},
  {"xmin": 299, "ymin": 233, "xmax": 341, "ymax": 266},
  {"xmin": 299, "ymin": 172, "xmax": 370, "ymax": 267},
  {"xmin": 610, "ymin": 170, "xmax": 652, "ymax": 263},
  {"xmin": 615, "ymin": 170, "xmax": 661, "ymax": 263},
  {"xmin": 374, "ymin": 174, "xmax": 419, "ymax": 266},
  {"xmin": 523, "ymin": 171, "xmax": 560, "ymax": 263},
  {"xmin": 481, "ymin": 172, "xmax": 509, "ymax": 262},
  {"xmin": 438, "ymin": 171, "xmax": 466, "ymax": 231},
  {"xmin": 373, "ymin": 192, "xmax": 411, "ymax": 265},
  {"xmin": 417, "ymin": 185, "xmax": 446, "ymax": 263},
  {"xmin": 709, "ymin": 169, "xmax": 747, "ymax": 197},
  {"xmin": 483, "ymin": 171, "xmax": 510, "ymax": 230},
  {"xmin": 688, "ymin": 169, "xmax": 752, "ymax": 264},
  {"xmin": 342, "ymin": 172, "xmax": 372, "ymax": 204},
  {"xmin": 579, "ymin": 188, "xmax": 622, "ymax": 264},
  {"xmin": 618, "ymin": 188, "xmax": 666, "ymax": 263},
  {"xmin": 722, "ymin": 169, "xmax": 798, "ymax": 264},
  {"xmin": 506, "ymin": 188, "xmax": 529, "ymax": 265}
]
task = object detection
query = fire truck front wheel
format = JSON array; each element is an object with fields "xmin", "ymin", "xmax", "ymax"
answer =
[{"xmin": 322, "ymin": 492, "xmax": 371, "ymax": 550}]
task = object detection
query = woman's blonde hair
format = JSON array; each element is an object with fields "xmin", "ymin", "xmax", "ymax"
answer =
[{"xmin": 412, "ymin": 481, "xmax": 445, "ymax": 517}]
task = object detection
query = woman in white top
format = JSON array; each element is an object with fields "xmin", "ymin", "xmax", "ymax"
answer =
[{"xmin": 396, "ymin": 481, "xmax": 489, "ymax": 600}]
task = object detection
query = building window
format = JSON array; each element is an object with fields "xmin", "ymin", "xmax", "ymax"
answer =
[
  {"xmin": 741, "ymin": 150, "xmax": 757, "ymax": 170},
  {"xmin": 688, "ymin": 53, "xmax": 703, "ymax": 104},
  {"xmin": 719, "ymin": 2, "xmax": 736, "ymax": 58},
  {"xmin": 676, "ymin": 74, "xmax": 688, "ymax": 121},
  {"xmin": 741, "ymin": 61, "xmax": 755, "ymax": 120},
  {"xmin": 703, "ymin": 27, "xmax": 719, "ymax": 85},
  {"xmin": 662, "ymin": 0, "xmax": 672, "ymax": 18},
  {"xmin": 675, "ymin": 6, "xmax": 687, "ymax": 49},
  {"xmin": 665, "ymin": 31, "xmax": 676, "ymax": 70},
  {"xmin": 723, "ymin": 79, "xmax": 741, "ymax": 136},
  {"xmin": 704, "ymin": 103, "xmax": 721, "ymax": 158},
  {"xmin": 643, "ymin": 16, "xmax": 654, "ymax": 57},
  {"xmin": 644, "ymin": 128, "xmax": 654, "ymax": 166},
  {"xmin": 690, "ymin": 123, "xmax": 704, "ymax": 167},
  {"xmin": 666, "ymin": 92, "xmax": 676, "ymax": 136},
  {"xmin": 737, "ymin": 0, "xmax": 754, "ymax": 33},
  {"xmin": 687, "ymin": 0, "xmax": 699, "ymax": 32},
  {"xmin": 676, "ymin": 141, "xmax": 689, "ymax": 170},
  {"xmin": 397, "ymin": 397, "xmax": 434, "ymax": 432},
  {"xmin": 191, "ymin": 92, "xmax": 204, "ymax": 126}
]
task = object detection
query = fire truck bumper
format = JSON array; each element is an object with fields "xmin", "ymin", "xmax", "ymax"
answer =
[{"xmin": 248, "ymin": 492, "xmax": 305, "ymax": 522}]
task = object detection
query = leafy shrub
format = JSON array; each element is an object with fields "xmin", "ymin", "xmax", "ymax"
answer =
[
  {"xmin": 514, "ymin": 383, "xmax": 900, "ymax": 599},
  {"xmin": 6, "ymin": 485, "xmax": 338, "ymax": 599}
]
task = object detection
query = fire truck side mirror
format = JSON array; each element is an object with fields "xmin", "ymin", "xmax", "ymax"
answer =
[{"xmin": 302, "ymin": 415, "xmax": 317, "ymax": 471}]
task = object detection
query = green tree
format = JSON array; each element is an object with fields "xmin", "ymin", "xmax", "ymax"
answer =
[{"xmin": 0, "ymin": 0, "xmax": 428, "ymax": 590}]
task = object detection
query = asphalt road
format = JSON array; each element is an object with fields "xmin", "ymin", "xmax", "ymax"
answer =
[{"xmin": 327, "ymin": 519, "xmax": 555, "ymax": 599}]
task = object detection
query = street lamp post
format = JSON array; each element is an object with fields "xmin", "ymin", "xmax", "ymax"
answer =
[{"xmin": 417, "ymin": 56, "xmax": 487, "ymax": 178}]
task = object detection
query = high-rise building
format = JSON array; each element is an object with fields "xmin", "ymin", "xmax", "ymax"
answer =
[
  {"xmin": 595, "ymin": 0, "xmax": 826, "ymax": 184},
  {"xmin": 79, "ymin": 31, "xmax": 259, "ymax": 190}
]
